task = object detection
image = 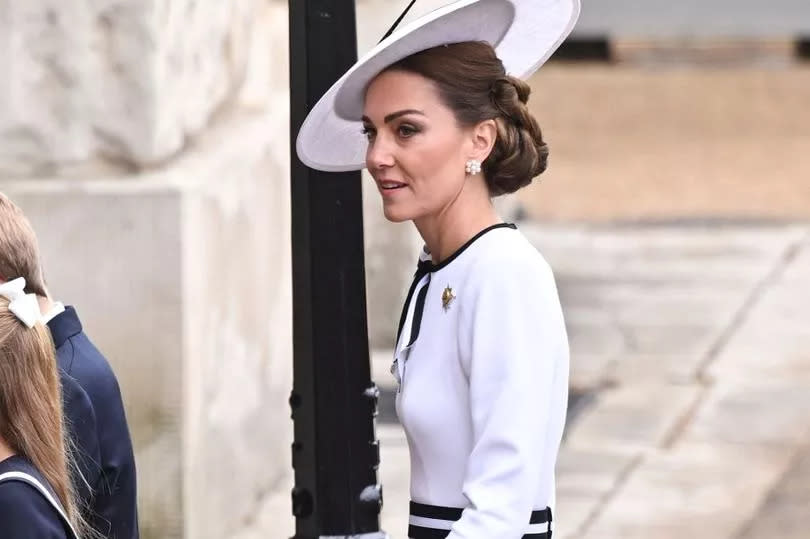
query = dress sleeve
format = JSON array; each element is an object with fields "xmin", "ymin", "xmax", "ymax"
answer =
[
  {"xmin": 59, "ymin": 370, "xmax": 101, "ymax": 505},
  {"xmin": 82, "ymin": 355, "xmax": 139, "ymax": 539},
  {"xmin": 449, "ymin": 257, "xmax": 568, "ymax": 539}
]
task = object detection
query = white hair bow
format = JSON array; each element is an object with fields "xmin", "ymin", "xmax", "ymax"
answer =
[{"xmin": 0, "ymin": 278, "xmax": 41, "ymax": 328}]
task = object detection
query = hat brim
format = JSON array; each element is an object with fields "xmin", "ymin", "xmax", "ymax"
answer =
[{"xmin": 296, "ymin": 0, "xmax": 581, "ymax": 172}]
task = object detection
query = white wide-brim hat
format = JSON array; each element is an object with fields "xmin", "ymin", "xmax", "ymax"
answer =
[{"xmin": 296, "ymin": 0, "xmax": 581, "ymax": 172}]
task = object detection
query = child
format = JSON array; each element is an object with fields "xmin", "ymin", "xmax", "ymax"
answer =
[{"xmin": 0, "ymin": 278, "xmax": 83, "ymax": 538}]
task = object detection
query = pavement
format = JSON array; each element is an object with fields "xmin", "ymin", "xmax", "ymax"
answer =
[{"xmin": 235, "ymin": 220, "xmax": 810, "ymax": 539}]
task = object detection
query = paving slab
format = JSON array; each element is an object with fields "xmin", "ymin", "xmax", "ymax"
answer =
[
  {"xmin": 580, "ymin": 442, "xmax": 796, "ymax": 539},
  {"xmin": 706, "ymin": 260, "xmax": 810, "ymax": 383},
  {"xmin": 679, "ymin": 380, "xmax": 810, "ymax": 447},
  {"xmin": 780, "ymin": 237, "xmax": 810, "ymax": 285},
  {"xmin": 524, "ymin": 226, "xmax": 806, "ymax": 283},
  {"xmin": 567, "ymin": 322, "xmax": 628, "ymax": 356},
  {"xmin": 565, "ymin": 383, "xmax": 701, "ymax": 452},
  {"xmin": 568, "ymin": 351, "xmax": 617, "ymax": 390},
  {"xmin": 554, "ymin": 259, "xmax": 776, "ymax": 287},
  {"xmin": 736, "ymin": 444, "xmax": 810, "ymax": 539},
  {"xmin": 564, "ymin": 297, "xmax": 740, "ymax": 339},
  {"xmin": 617, "ymin": 323, "xmax": 720, "ymax": 358},
  {"xmin": 707, "ymin": 333, "xmax": 810, "ymax": 384},
  {"xmin": 609, "ymin": 353, "xmax": 705, "ymax": 384},
  {"xmin": 555, "ymin": 494, "xmax": 604, "ymax": 539},
  {"xmin": 524, "ymin": 225, "xmax": 808, "ymax": 254},
  {"xmin": 557, "ymin": 447, "xmax": 640, "ymax": 500}
]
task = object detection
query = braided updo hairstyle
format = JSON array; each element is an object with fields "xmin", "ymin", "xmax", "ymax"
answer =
[{"xmin": 386, "ymin": 41, "xmax": 549, "ymax": 196}]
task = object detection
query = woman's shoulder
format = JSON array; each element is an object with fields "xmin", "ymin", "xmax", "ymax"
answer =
[
  {"xmin": 466, "ymin": 226, "xmax": 555, "ymax": 284},
  {"xmin": 0, "ymin": 459, "xmax": 70, "ymax": 538}
]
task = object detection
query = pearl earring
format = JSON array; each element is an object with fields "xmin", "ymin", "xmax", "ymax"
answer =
[{"xmin": 465, "ymin": 159, "xmax": 481, "ymax": 175}]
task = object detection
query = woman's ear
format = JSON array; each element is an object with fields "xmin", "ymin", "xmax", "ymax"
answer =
[{"xmin": 470, "ymin": 119, "xmax": 497, "ymax": 163}]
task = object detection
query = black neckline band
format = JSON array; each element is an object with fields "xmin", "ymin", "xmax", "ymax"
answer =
[
  {"xmin": 427, "ymin": 222, "xmax": 517, "ymax": 273},
  {"xmin": 396, "ymin": 222, "xmax": 517, "ymax": 344}
]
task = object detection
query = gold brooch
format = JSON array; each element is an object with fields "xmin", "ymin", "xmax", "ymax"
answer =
[{"xmin": 441, "ymin": 285, "xmax": 456, "ymax": 311}]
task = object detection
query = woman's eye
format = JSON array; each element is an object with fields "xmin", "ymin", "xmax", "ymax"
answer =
[
  {"xmin": 398, "ymin": 124, "xmax": 419, "ymax": 138},
  {"xmin": 361, "ymin": 126, "xmax": 376, "ymax": 141}
]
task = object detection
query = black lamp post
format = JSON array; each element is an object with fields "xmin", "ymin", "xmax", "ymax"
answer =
[{"xmin": 288, "ymin": 1, "xmax": 385, "ymax": 538}]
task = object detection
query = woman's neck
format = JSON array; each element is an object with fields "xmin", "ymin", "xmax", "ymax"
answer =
[
  {"xmin": 0, "ymin": 437, "xmax": 15, "ymax": 462},
  {"xmin": 414, "ymin": 179, "xmax": 501, "ymax": 264}
]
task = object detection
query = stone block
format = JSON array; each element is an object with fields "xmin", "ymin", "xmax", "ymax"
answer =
[
  {"xmin": 0, "ymin": 0, "xmax": 260, "ymax": 175},
  {"xmin": 0, "ymin": 107, "xmax": 292, "ymax": 539},
  {"xmin": 229, "ymin": 481, "xmax": 294, "ymax": 539},
  {"xmin": 2, "ymin": 185, "xmax": 184, "ymax": 452},
  {"xmin": 179, "ymin": 110, "xmax": 292, "ymax": 539}
]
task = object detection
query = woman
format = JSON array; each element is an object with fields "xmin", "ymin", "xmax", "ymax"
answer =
[
  {"xmin": 0, "ymin": 278, "xmax": 82, "ymax": 538},
  {"xmin": 297, "ymin": 1, "xmax": 580, "ymax": 537}
]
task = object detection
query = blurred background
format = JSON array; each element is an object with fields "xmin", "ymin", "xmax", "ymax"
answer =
[{"xmin": 1, "ymin": 1, "xmax": 808, "ymax": 538}]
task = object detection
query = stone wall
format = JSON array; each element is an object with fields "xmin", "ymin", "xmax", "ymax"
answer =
[
  {"xmin": 0, "ymin": 0, "xmax": 258, "ymax": 177},
  {"xmin": 0, "ymin": 1, "xmax": 292, "ymax": 538}
]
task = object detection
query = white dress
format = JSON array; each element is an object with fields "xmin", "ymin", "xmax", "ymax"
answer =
[{"xmin": 393, "ymin": 223, "xmax": 569, "ymax": 539}]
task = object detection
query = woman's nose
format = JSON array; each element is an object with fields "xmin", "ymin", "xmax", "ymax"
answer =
[{"xmin": 366, "ymin": 136, "xmax": 395, "ymax": 170}]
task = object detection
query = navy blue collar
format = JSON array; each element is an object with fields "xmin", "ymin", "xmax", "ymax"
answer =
[{"xmin": 46, "ymin": 306, "xmax": 83, "ymax": 349}]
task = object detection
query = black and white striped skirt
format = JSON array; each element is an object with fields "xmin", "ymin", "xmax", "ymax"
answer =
[{"xmin": 408, "ymin": 501, "xmax": 553, "ymax": 538}]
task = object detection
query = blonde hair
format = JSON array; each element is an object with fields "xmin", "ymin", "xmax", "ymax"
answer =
[
  {"xmin": 0, "ymin": 297, "xmax": 83, "ymax": 534},
  {"xmin": 0, "ymin": 193, "xmax": 48, "ymax": 297}
]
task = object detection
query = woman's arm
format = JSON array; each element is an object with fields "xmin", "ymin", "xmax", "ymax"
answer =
[{"xmin": 450, "ymin": 256, "xmax": 568, "ymax": 539}]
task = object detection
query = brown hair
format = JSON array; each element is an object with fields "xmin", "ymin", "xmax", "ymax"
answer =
[
  {"xmin": 387, "ymin": 41, "xmax": 549, "ymax": 196},
  {"xmin": 0, "ymin": 193, "xmax": 48, "ymax": 297},
  {"xmin": 0, "ymin": 298, "xmax": 83, "ymax": 534}
]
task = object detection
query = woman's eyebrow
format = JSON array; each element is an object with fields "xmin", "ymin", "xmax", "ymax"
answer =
[{"xmin": 362, "ymin": 109, "xmax": 426, "ymax": 125}]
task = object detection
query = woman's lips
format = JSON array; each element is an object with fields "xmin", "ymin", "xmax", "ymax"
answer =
[
  {"xmin": 378, "ymin": 179, "xmax": 408, "ymax": 196},
  {"xmin": 379, "ymin": 179, "xmax": 407, "ymax": 190}
]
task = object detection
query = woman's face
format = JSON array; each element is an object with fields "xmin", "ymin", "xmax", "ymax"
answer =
[{"xmin": 363, "ymin": 70, "xmax": 474, "ymax": 223}]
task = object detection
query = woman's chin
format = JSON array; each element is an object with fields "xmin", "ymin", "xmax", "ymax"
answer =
[
  {"xmin": 382, "ymin": 204, "xmax": 413, "ymax": 223},
  {"xmin": 383, "ymin": 210, "xmax": 411, "ymax": 223}
]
